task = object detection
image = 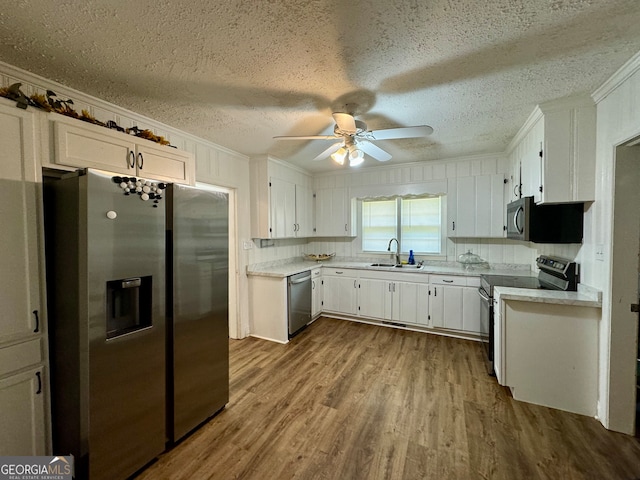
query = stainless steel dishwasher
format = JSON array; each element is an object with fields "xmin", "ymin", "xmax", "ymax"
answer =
[{"xmin": 288, "ymin": 270, "xmax": 312, "ymax": 337}]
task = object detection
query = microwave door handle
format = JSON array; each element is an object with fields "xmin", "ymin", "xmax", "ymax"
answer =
[{"xmin": 514, "ymin": 206, "xmax": 524, "ymax": 234}]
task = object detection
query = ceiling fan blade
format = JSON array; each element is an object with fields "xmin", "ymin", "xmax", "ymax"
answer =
[
  {"xmin": 273, "ymin": 135, "xmax": 339, "ymax": 140},
  {"xmin": 369, "ymin": 125, "xmax": 433, "ymax": 140},
  {"xmin": 358, "ymin": 141, "xmax": 392, "ymax": 162},
  {"xmin": 333, "ymin": 112, "xmax": 357, "ymax": 134},
  {"xmin": 313, "ymin": 142, "xmax": 343, "ymax": 161}
]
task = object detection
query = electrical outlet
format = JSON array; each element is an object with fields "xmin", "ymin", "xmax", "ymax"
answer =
[{"xmin": 242, "ymin": 240, "xmax": 254, "ymax": 250}]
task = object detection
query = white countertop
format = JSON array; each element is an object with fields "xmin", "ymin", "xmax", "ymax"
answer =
[
  {"xmin": 494, "ymin": 284, "xmax": 602, "ymax": 308},
  {"xmin": 246, "ymin": 260, "xmax": 532, "ymax": 279}
]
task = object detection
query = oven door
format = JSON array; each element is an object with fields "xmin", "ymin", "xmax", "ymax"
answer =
[{"xmin": 478, "ymin": 287, "xmax": 495, "ymax": 376}]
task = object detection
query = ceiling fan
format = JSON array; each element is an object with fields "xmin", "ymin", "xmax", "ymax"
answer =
[{"xmin": 273, "ymin": 112, "xmax": 433, "ymax": 166}]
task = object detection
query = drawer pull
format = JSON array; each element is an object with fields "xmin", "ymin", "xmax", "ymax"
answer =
[{"xmin": 443, "ymin": 280, "xmax": 454, "ymax": 283}]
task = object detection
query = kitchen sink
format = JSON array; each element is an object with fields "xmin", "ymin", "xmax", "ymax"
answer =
[{"xmin": 368, "ymin": 263, "xmax": 424, "ymax": 270}]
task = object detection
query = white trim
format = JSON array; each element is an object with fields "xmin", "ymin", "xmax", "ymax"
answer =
[
  {"xmin": 592, "ymin": 50, "xmax": 640, "ymax": 104},
  {"xmin": 312, "ymin": 152, "xmax": 507, "ymax": 179}
]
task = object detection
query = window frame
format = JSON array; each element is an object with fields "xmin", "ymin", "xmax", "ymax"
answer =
[{"xmin": 359, "ymin": 196, "xmax": 446, "ymax": 257}]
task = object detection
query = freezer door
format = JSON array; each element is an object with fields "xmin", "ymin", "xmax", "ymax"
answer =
[{"xmin": 168, "ymin": 184, "xmax": 229, "ymax": 442}]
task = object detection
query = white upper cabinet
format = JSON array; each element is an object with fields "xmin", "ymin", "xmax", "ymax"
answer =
[
  {"xmin": 250, "ymin": 155, "xmax": 314, "ymax": 239},
  {"xmin": 0, "ymin": 103, "xmax": 42, "ymax": 345},
  {"xmin": 0, "ymin": 100, "xmax": 49, "ymax": 456},
  {"xmin": 50, "ymin": 115, "xmax": 195, "ymax": 184},
  {"xmin": 508, "ymin": 96, "xmax": 596, "ymax": 204},
  {"xmin": 314, "ymin": 186, "xmax": 356, "ymax": 237},
  {"xmin": 448, "ymin": 173, "xmax": 505, "ymax": 238}
]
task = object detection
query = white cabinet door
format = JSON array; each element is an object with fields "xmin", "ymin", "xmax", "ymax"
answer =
[
  {"xmin": 416, "ymin": 284, "xmax": 429, "ymax": 326},
  {"xmin": 430, "ymin": 284, "xmax": 463, "ymax": 330},
  {"xmin": 311, "ymin": 269, "xmax": 323, "ymax": 318},
  {"xmin": 0, "ymin": 104, "xmax": 41, "ymax": 345},
  {"xmin": 315, "ymin": 187, "xmax": 354, "ymax": 237},
  {"xmin": 453, "ymin": 176, "xmax": 476, "ymax": 237},
  {"xmin": 462, "ymin": 286, "xmax": 481, "ymax": 333},
  {"xmin": 394, "ymin": 281, "xmax": 421, "ymax": 324},
  {"xmin": 0, "ymin": 367, "xmax": 46, "ymax": 456},
  {"xmin": 135, "ymin": 142, "xmax": 193, "ymax": 184},
  {"xmin": 323, "ymin": 274, "xmax": 357, "ymax": 315},
  {"xmin": 358, "ymin": 278, "xmax": 388, "ymax": 319},
  {"xmin": 448, "ymin": 174, "xmax": 504, "ymax": 238},
  {"xmin": 521, "ymin": 117, "xmax": 543, "ymax": 202},
  {"xmin": 53, "ymin": 118, "xmax": 193, "ymax": 184},
  {"xmin": 295, "ymin": 184, "xmax": 314, "ymax": 237},
  {"xmin": 269, "ymin": 177, "xmax": 296, "ymax": 238},
  {"xmin": 54, "ymin": 119, "xmax": 136, "ymax": 173},
  {"xmin": 516, "ymin": 100, "xmax": 596, "ymax": 204}
]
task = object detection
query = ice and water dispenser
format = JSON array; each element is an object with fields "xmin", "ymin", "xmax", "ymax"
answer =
[{"xmin": 106, "ymin": 276, "xmax": 153, "ymax": 339}]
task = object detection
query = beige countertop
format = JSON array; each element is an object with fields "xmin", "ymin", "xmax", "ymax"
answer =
[
  {"xmin": 246, "ymin": 260, "xmax": 532, "ymax": 279},
  {"xmin": 494, "ymin": 284, "xmax": 602, "ymax": 308}
]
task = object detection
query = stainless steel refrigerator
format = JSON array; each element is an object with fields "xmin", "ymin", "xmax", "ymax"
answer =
[
  {"xmin": 166, "ymin": 184, "xmax": 229, "ymax": 443},
  {"xmin": 44, "ymin": 169, "xmax": 166, "ymax": 480}
]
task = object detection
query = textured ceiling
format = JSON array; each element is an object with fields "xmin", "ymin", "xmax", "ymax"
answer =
[{"xmin": 1, "ymin": 0, "xmax": 640, "ymax": 172}]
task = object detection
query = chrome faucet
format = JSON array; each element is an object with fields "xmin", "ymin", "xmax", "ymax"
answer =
[{"xmin": 387, "ymin": 238, "xmax": 400, "ymax": 266}]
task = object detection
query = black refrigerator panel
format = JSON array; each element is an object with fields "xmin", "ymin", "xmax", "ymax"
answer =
[{"xmin": 167, "ymin": 184, "xmax": 229, "ymax": 443}]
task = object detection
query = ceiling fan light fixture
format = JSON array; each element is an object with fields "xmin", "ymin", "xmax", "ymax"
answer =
[
  {"xmin": 331, "ymin": 147, "xmax": 347, "ymax": 165},
  {"xmin": 348, "ymin": 145, "xmax": 364, "ymax": 166}
]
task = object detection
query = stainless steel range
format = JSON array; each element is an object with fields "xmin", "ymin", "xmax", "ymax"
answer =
[{"xmin": 478, "ymin": 255, "xmax": 579, "ymax": 375}]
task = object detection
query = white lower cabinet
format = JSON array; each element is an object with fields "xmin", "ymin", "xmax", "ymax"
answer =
[
  {"xmin": 322, "ymin": 269, "xmax": 358, "ymax": 315},
  {"xmin": 430, "ymin": 284, "xmax": 463, "ymax": 329},
  {"xmin": 388, "ymin": 281, "xmax": 429, "ymax": 325},
  {"xmin": 357, "ymin": 272, "xmax": 430, "ymax": 325},
  {"xmin": 0, "ymin": 366, "xmax": 46, "ymax": 456},
  {"xmin": 358, "ymin": 278, "xmax": 388, "ymax": 319},
  {"xmin": 429, "ymin": 275, "xmax": 480, "ymax": 334},
  {"xmin": 248, "ymin": 267, "xmax": 482, "ymax": 344},
  {"xmin": 311, "ymin": 268, "xmax": 323, "ymax": 319}
]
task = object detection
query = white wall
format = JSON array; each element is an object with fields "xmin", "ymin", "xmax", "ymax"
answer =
[
  {"xmin": 588, "ymin": 51, "xmax": 640, "ymax": 433},
  {"xmin": 0, "ymin": 61, "xmax": 252, "ymax": 339},
  {"xmin": 249, "ymin": 151, "xmax": 581, "ymax": 268}
]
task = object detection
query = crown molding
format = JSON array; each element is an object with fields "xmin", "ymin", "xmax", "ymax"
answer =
[
  {"xmin": 592, "ymin": 50, "xmax": 640, "ymax": 104},
  {"xmin": 0, "ymin": 60, "xmax": 248, "ymax": 161}
]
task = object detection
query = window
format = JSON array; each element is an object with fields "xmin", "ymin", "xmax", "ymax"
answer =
[{"xmin": 361, "ymin": 196, "xmax": 442, "ymax": 254}]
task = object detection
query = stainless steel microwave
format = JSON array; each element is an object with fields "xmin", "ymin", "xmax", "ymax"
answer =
[{"xmin": 506, "ymin": 197, "xmax": 584, "ymax": 243}]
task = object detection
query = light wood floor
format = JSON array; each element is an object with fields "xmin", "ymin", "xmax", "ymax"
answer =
[{"xmin": 137, "ymin": 317, "xmax": 640, "ymax": 480}]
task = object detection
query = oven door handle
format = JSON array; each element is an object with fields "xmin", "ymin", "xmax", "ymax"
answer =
[{"xmin": 477, "ymin": 287, "xmax": 491, "ymax": 302}]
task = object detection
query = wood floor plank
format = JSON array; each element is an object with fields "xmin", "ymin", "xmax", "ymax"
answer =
[{"xmin": 136, "ymin": 317, "xmax": 640, "ymax": 480}]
